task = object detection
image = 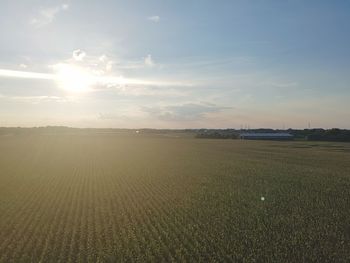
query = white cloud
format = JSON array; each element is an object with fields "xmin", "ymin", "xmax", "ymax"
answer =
[
  {"xmin": 144, "ymin": 54, "xmax": 155, "ymax": 67},
  {"xmin": 99, "ymin": 55, "xmax": 108, "ymax": 62},
  {"xmin": 30, "ymin": 3, "xmax": 69, "ymax": 27},
  {"xmin": 72, "ymin": 49, "xmax": 86, "ymax": 61},
  {"xmin": 62, "ymin": 4, "xmax": 69, "ymax": 10},
  {"xmin": 19, "ymin": 64, "xmax": 28, "ymax": 69},
  {"xmin": 98, "ymin": 54, "xmax": 114, "ymax": 72},
  {"xmin": 147, "ymin": 16, "xmax": 160, "ymax": 23},
  {"xmin": 106, "ymin": 61, "xmax": 113, "ymax": 72}
]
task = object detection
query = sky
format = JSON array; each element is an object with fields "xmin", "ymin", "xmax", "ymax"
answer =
[{"xmin": 0, "ymin": 0, "xmax": 349, "ymax": 129}]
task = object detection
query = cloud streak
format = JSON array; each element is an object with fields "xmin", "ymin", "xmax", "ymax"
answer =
[
  {"xmin": 143, "ymin": 103, "xmax": 231, "ymax": 121},
  {"xmin": 0, "ymin": 68, "xmax": 193, "ymax": 89},
  {"xmin": 30, "ymin": 3, "xmax": 69, "ymax": 27},
  {"xmin": 0, "ymin": 94, "xmax": 69, "ymax": 104},
  {"xmin": 147, "ymin": 16, "xmax": 160, "ymax": 23},
  {"xmin": 0, "ymin": 69, "xmax": 53, "ymax": 80}
]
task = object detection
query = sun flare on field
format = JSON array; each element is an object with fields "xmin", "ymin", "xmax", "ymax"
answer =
[{"xmin": 54, "ymin": 63, "xmax": 94, "ymax": 93}]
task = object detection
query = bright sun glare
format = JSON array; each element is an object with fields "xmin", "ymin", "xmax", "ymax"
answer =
[{"xmin": 54, "ymin": 64, "xmax": 94, "ymax": 93}]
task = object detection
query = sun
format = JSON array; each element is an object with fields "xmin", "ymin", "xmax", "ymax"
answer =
[{"xmin": 54, "ymin": 63, "xmax": 94, "ymax": 93}]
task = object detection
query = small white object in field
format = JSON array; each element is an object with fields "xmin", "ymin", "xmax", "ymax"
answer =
[
  {"xmin": 261, "ymin": 196, "xmax": 265, "ymax": 201},
  {"xmin": 135, "ymin": 130, "xmax": 140, "ymax": 134}
]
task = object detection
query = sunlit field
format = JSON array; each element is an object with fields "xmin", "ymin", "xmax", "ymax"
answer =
[{"xmin": 0, "ymin": 131, "xmax": 349, "ymax": 262}]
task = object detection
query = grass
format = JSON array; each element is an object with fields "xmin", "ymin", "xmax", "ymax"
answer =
[{"xmin": 0, "ymin": 132, "xmax": 349, "ymax": 262}]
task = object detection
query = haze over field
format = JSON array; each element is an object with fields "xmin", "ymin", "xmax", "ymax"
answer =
[{"xmin": 0, "ymin": 0, "xmax": 349, "ymax": 128}]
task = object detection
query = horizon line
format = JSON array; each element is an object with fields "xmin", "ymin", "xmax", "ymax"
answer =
[{"xmin": 0, "ymin": 126, "xmax": 348, "ymax": 131}]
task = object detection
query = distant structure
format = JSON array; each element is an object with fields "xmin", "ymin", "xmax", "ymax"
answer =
[{"xmin": 239, "ymin": 132, "xmax": 294, "ymax": 141}]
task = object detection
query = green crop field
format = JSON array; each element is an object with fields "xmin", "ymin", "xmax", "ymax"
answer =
[{"xmin": 0, "ymin": 132, "xmax": 349, "ymax": 262}]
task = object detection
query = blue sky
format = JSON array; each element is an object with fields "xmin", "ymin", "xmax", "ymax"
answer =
[{"xmin": 0, "ymin": 0, "xmax": 349, "ymax": 128}]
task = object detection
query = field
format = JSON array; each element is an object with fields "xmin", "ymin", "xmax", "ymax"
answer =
[{"xmin": 0, "ymin": 132, "xmax": 349, "ymax": 262}]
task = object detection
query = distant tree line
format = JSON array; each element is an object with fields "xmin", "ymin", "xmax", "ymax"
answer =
[
  {"xmin": 195, "ymin": 128, "xmax": 350, "ymax": 142},
  {"xmin": 281, "ymin": 128, "xmax": 350, "ymax": 141},
  {"xmin": 1, "ymin": 127, "xmax": 350, "ymax": 142}
]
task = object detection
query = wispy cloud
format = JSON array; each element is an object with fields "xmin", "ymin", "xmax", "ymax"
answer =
[
  {"xmin": 62, "ymin": 4, "xmax": 69, "ymax": 10},
  {"xmin": 105, "ymin": 54, "xmax": 157, "ymax": 70},
  {"xmin": 270, "ymin": 82, "xmax": 298, "ymax": 88},
  {"xmin": 0, "ymin": 94, "xmax": 69, "ymax": 104},
  {"xmin": 147, "ymin": 15, "xmax": 160, "ymax": 23},
  {"xmin": 109, "ymin": 86, "xmax": 190, "ymax": 97},
  {"xmin": 30, "ymin": 3, "xmax": 69, "ymax": 27},
  {"xmin": 143, "ymin": 102, "xmax": 231, "ymax": 121},
  {"xmin": 0, "ymin": 68, "xmax": 192, "ymax": 89},
  {"xmin": 144, "ymin": 54, "xmax": 155, "ymax": 67},
  {"xmin": 0, "ymin": 69, "xmax": 53, "ymax": 80},
  {"xmin": 66, "ymin": 51, "xmax": 157, "ymax": 71}
]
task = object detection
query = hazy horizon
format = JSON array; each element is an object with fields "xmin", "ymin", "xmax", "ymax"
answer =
[
  {"xmin": 0, "ymin": 125, "xmax": 347, "ymax": 131},
  {"xmin": 1, "ymin": 1, "xmax": 350, "ymax": 129}
]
